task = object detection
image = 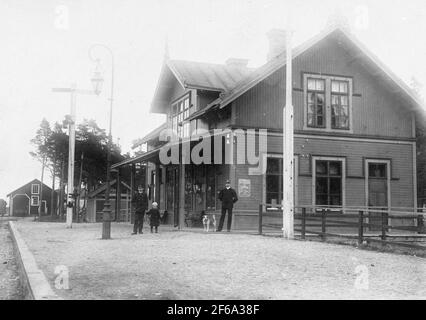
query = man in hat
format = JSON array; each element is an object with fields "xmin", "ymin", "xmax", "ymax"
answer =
[
  {"xmin": 131, "ymin": 185, "xmax": 148, "ymax": 234},
  {"xmin": 217, "ymin": 180, "xmax": 238, "ymax": 232}
]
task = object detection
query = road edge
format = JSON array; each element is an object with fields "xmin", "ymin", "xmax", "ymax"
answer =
[{"xmin": 8, "ymin": 221, "xmax": 62, "ymax": 300}]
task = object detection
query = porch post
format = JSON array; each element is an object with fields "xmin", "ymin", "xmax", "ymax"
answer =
[
  {"xmin": 130, "ymin": 163, "xmax": 135, "ymax": 224},
  {"xmin": 155, "ymin": 163, "xmax": 161, "ymax": 207},
  {"xmin": 179, "ymin": 159, "xmax": 185, "ymax": 229},
  {"xmin": 116, "ymin": 168, "xmax": 121, "ymax": 221}
]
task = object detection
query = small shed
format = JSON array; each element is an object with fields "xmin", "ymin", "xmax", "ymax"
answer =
[
  {"xmin": 86, "ymin": 180, "xmax": 131, "ymax": 222},
  {"xmin": 7, "ymin": 179, "xmax": 54, "ymax": 216}
]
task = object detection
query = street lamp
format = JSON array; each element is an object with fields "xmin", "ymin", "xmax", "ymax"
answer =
[{"xmin": 89, "ymin": 44, "xmax": 114, "ymax": 240}]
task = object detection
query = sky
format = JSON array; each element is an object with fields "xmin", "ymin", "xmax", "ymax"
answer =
[{"xmin": 1, "ymin": 0, "xmax": 426, "ymax": 201}]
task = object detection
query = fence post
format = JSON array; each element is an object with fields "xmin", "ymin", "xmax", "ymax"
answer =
[
  {"xmin": 417, "ymin": 214, "xmax": 425, "ymax": 234},
  {"xmin": 381, "ymin": 211, "xmax": 387, "ymax": 241},
  {"xmin": 301, "ymin": 207, "xmax": 306, "ymax": 240},
  {"xmin": 258, "ymin": 204, "xmax": 263, "ymax": 235},
  {"xmin": 358, "ymin": 210, "xmax": 364, "ymax": 245},
  {"xmin": 321, "ymin": 209, "xmax": 326, "ymax": 241}
]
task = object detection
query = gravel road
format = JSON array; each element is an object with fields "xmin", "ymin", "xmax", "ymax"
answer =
[
  {"xmin": 13, "ymin": 220, "xmax": 426, "ymax": 300},
  {"xmin": 0, "ymin": 219, "xmax": 24, "ymax": 300}
]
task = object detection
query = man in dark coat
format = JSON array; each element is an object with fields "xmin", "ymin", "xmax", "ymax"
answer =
[
  {"xmin": 217, "ymin": 180, "xmax": 238, "ymax": 232},
  {"xmin": 132, "ymin": 186, "xmax": 148, "ymax": 234}
]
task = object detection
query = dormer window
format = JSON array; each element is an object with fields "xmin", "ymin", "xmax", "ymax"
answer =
[
  {"xmin": 171, "ymin": 94, "xmax": 191, "ymax": 138},
  {"xmin": 303, "ymin": 74, "xmax": 353, "ymax": 132}
]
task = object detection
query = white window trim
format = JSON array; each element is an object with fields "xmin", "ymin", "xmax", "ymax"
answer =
[
  {"xmin": 31, "ymin": 195, "xmax": 39, "ymax": 206},
  {"xmin": 262, "ymin": 153, "xmax": 298, "ymax": 209},
  {"xmin": 303, "ymin": 73, "xmax": 353, "ymax": 133},
  {"xmin": 364, "ymin": 159, "xmax": 391, "ymax": 210},
  {"xmin": 31, "ymin": 183, "xmax": 40, "ymax": 194},
  {"xmin": 311, "ymin": 156, "xmax": 346, "ymax": 209}
]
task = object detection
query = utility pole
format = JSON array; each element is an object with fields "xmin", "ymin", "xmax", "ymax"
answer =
[
  {"xmin": 52, "ymin": 84, "xmax": 95, "ymax": 228},
  {"xmin": 282, "ymin": 28, "xmax": 294, "ymax": 239}
]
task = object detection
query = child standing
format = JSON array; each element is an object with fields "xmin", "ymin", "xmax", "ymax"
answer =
[{"xmin": 147, "ymin": 202, "xmax": 161, "ymax": 233}]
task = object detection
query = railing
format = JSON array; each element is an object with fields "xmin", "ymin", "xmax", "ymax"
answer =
[{"xmin": 258, "ymin": 203, "xmax": 426, "ymax": 249}]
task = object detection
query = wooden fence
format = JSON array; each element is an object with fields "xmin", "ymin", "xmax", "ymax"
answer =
[{"xmin": 258, "ymin": 204, "xmax": 426, "ymax": 250}]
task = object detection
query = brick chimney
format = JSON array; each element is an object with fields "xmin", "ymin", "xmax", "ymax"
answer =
[
  {"xmin": 266, "ymin": 29, "xmax": 287, "ymax": 61},
  {"xmin": 225, "ymin": 58, "xmax": 249, "ymax": 68}
]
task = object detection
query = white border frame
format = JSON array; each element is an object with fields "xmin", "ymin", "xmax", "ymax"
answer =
[
  {"xmin": 311, "ymin": 156, "xmax": 346, "ymax": 209},
  {"xmin": 303, "ymin": 73, "xmax": 353, "ymax": 133}
]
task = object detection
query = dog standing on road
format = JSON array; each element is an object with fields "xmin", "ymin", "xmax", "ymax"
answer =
[{"xmin": 202, "ymin": 213, "xmax": 216, "ymax": 232}]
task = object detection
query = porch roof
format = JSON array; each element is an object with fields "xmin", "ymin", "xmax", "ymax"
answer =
[{"xmin": 111, "ymin": 147, "xmax": 161, "ymax": 169}]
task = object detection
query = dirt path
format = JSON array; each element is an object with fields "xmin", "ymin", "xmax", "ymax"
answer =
[
  {"xmin": 13, "ymin": 220, "xmax": 426, "ymax": 300},
  {"xmin": 0, "ymin": 219, "xmax": 24, "ymax": 300}
]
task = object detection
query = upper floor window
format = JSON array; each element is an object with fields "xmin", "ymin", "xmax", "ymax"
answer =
[
  {"xmin": 304, "ymin": 74, "xmax": 353, "ymax": 132},
  {"xmin": 171, "ymin": 94, "xmax": 191, "ymax": 139},
  {"xmin": 307, "ymin": 78, "xmax": 326, "ymax": 128},
  {"xmin": 331, "ymin": 80, "xmax": 349, "ymax": 129},
  {"xmin": 31, "ymin": 184, "xmax": 39, "ymax": 194}
]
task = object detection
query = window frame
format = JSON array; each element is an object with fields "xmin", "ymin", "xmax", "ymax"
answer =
[
  {"xmin": 312, "ymin": 156, "xmax": 346, "ymax": 209},
  {"xmin": 306, "ymin": 78, "xmax": 326, "ymax": 128},
  {"xmin": 31, "ymin": 195, "xmax": 39, "ymax": 206},
  {"xmin": 303, "ymin": 73, "xmax": 353, "ymax": 133},
  {"xmin": 170, "ymin": 93, "xmax": 192, "ymax": 139},
  {"xmin": 262, "ymin": 153, "xmax": 299, "ymax": 211},
  {"xmin": 31, "ymin": 183, "xmax": 40, "ymax": 194}
]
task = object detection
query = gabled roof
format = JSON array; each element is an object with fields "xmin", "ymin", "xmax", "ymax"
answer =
[
  {"xmin": 168, "ymin": 60, "xmax": 252, "ymax": 92},
  {"xmin": 192, "ymin": 26, "xmax": 424, "ymax": 119},
  {"xmin": 7, "ymin": 179, "xmax": 53, "ymax": 197},
  {"xmin": 150, "ymin": 59, "xmax": 252, "ymax": 113}
]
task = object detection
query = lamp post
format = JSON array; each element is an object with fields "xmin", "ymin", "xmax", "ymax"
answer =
[{"xmin": 89, "ymin": 44, "xmax": 114, "ymax": 240}]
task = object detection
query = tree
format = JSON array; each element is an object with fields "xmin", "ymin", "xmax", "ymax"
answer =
[
  {"xmin": 30, "ymin": 117, "xmax": 128, "ymax": 221},
  {"xmin": 30, "ymin": 118, "xmax": 52, "ymax": 218}
]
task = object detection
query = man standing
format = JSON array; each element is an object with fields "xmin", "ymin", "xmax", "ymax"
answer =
[
  {"xmin": 217, "ymin": 180, "xmax": 238, "ymax": 232},
  {"xmin": 131, "ymin": 186, "xmax": 148, "ymax": 235}
]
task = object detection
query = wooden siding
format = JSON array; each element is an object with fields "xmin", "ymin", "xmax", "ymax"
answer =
[
  {"xmin": 231, "ymin": 133, "xmax": 414, "ymax": 211},
  {"xmin": 235, "ymin": 37, "xmax": 413, "ymax": 139}
]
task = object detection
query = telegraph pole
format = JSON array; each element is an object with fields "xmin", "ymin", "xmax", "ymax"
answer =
[
  {"xmin": 282, "ymin": 29, "xmax": 294, "ymax": 239},
  {"xmin": 52, "ymin": 84, "xmax": 94, "ymax": 228}
]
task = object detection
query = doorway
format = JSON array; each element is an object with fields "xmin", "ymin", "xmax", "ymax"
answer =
[{"xmin": 365, "ymin": 159, "xmax": 391, "ymax": 230}]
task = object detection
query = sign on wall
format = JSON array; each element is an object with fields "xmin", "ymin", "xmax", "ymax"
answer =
[{"xmin": 238, "ymin": 179, "xmax": 251, "ymax": 198}]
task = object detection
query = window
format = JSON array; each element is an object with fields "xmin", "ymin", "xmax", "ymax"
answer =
[
  {"xmin": 331, "ymin": 80, "xmax": 349, "ymax": 129},
  {"xmin": 171, "ymin": 94, "xmax": 191, "ymax": 139},
  {"xmin": 315, "ymin": 160, "xmax": 342, "ymax": 206},
  {"xmin": 266, "ymin": 157, "xmax": 283, "ymax": 206},
  {"xmin": 304, "ymin": 74, "xmax": 352, "ymax": 131},
  {"xmin": 307, "ymin": 78, "xmax": 326, "ymax": 128},
  {"xmin": 264, "ymin": 155, "xmax": 298, "ymax": 210},
  {"xmin": 368, "ymin": 163, "xmax": 387, "ymax": 178},
  {"xmin": 31, "ymin": 196, "xmax": 39, "ymax": 206},
  {"xmin": 31, "ymin": 184, "xmax": 40, "ymax": 194}
]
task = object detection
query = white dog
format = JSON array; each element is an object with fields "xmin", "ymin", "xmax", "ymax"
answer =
[{"xmin": 202, "ymin": 213, "xmax": 216, "ymax": 232}]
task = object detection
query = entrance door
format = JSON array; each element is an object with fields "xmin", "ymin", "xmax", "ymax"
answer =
[{"xmin": 365, "ymin": 160, "xmax": 390, "ymax": 230}]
